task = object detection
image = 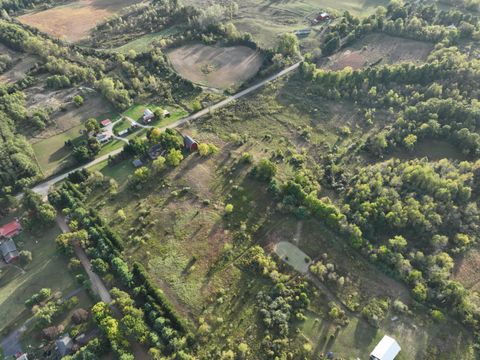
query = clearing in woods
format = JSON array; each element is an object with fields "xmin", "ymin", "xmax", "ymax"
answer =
[
  {"xmin": 318, "ymin": 33, "xmax": 434, "ymax": 70},
  {"xmin": 167, "ymin": 44, "xmax": 264, "ymax": 89},
  {"xmin": 17, "ymin": 0, "xmax": 141, "ymax": 42}
]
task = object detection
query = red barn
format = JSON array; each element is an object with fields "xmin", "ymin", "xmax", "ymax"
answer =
[
  {"xmin": 0, "ymin": 219, "xmax": 22, "ymax": 239},
  {"xmin": 184, "ymin": 136, "xmax": 198, "ymax": 152},
  {"xmin": 100, "ymin": 119, "xmax": 112, "ymax": 127}
]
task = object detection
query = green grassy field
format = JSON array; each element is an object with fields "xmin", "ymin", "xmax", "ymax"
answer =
[
  {"xmin": 113, "ymin": 26, "xmax": 183, "ymax": 53},
  {"xmin": 0, "ymin": 223, "xmax": 77, "ymax": 334},
  {"xmin": 123, "ymin": 103, "xmax": 188, "ymax": 125}
]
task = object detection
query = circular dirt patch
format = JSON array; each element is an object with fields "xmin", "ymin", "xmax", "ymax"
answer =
[{"xmin": 167, "ymin": 43, "xmax": 263, "ymax": 89}]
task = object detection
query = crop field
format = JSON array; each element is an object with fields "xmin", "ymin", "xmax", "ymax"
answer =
[
  {"xmin": 113, "ymin": 26, "xmax": 183, "ymax": 53},
  {"xmin": 453, "ymin": 247, "xmax": 480, "ymax": 292},
  {"xmin": 0, "ymin": 220, "xmax": 76, "ymax": 334},
  {"xmin": 167, "ymin": 44, "xmax": 264, "ymax": 89},
  {"xmin": 318, "ymin": 33, "xmax": 434, "ymax": 70},
  {"xmin": 17, "ymin": 0, "xmax": 142, "ymax": 42}
]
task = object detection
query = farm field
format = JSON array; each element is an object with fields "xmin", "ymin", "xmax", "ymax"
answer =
[
  {"xmin": 167, "ymin": 44, "xmax": 264, "ymax": 89},
  {"xmin": 17, "ymin": 0, "xmax": 142, "ymax": 42},
  {"xmin": 318, "ymin": 33, "xmax": 434, "ymax": 70},
  {"xmin": 112, "ymin": 26, "xmax": 183, "ymax": 53},
  {"xmin": 0, "ymin": 221, "xmax": 76, "ymax": 334}
]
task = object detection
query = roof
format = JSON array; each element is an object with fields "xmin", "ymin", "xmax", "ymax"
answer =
[
  {"xmin": 132, "ymin": 159, "xmax": 143, "ymax": 167},
  {"xmin": 320, "ymin": 12, "xmax": 329, "ymax": 16},
  {"xmin": 56, "ymin": 335, "xmax": 73, "ymax": 357},
  {"xmin": 184, "ymin": 135, "xmax": 197, "ymax": 148},
  {"xmin": 144, "ymin": 109, "xmax": 154, "ymax": 117},
  {"xmin": 100, "ymin": 119, "xmax": 111, "ymax": 126},
  {"xmin": 16, "ymin": 355, "xmax": 28, "ymax": 360},
  {"xmin": 0, "ymin": 219, "xmax": 22, "ymax": 238},
  {"xmin": 370, "ymin": 336, "xmax": 401, "ymax": 360},
  {"xmin": 0, "ymin": 239, "xmax": 19, "ymax": 263},
  {"xmin": 118, "ymin": 129, "xmax": 129, "ymax": 136}
]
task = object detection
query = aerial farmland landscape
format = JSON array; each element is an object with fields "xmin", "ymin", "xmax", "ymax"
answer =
[{"xmin": 0, "ymin": 0, "xmax": 480, "ymax": 359}]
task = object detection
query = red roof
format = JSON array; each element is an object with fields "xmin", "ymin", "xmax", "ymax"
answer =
[
  {"xmin": 0, "ymin": 220, "xmax": 22, "ymax": 238},
  {"xmin": 100, "ymin": 119, "xmax": 112, "ymax": 127}
]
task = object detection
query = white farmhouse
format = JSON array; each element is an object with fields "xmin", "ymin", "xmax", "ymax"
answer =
[{"xmin": 370, "ymin": 335, "xmax": 401, "ymax": 360}]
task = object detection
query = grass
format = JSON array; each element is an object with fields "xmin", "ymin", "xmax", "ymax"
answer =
[
  {"xmin": 123, "ymin": 103, "xmax": 188, "ymax": 127},
  {"xmin": 113, "ymin": 26, "xmax": 183, "ymax": 53},
  {"xmin": 274, "ymin": 241, "xmax": 311, "ymax": 273},
  {"xmin": 0, "ymin": 223, "xmax": 77, "ymax": 334}
]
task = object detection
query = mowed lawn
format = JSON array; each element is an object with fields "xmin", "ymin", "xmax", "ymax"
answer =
[
  {"xmin": 123, "ymin": 103, "xmax": 188, "ymax": 127},
  {"xmin": 0, "ymin": 224, "xmax": 76, "ymax": 333}
]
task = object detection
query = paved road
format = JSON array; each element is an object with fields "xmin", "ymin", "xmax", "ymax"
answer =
[
  {"xmin": 56, "ymin": 216, "xmax": 112, "ymax": 304},
  {"xmin": 29, "ymin": 61, "xmax": 301, "ymax": 197}
]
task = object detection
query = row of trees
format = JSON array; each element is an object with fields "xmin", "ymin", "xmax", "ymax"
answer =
[{"xmin": 49, "ymin": 171, "xmax": 195, "ymax": 359}]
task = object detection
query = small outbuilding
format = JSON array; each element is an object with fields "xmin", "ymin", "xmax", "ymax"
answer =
[
  {"xmin": 56, "ymin": 335, "xmax": 74, "ymax": 357},
  {"xmin": 16, "ymin": 354, "xmax": 28, "ymax": 360},
  {"xmin": 184, "ymin": 135, "xmax": 198, "ymax": 152},
  {"xmin": 0, "ymin": 239, "xmax": 19, "ymax": 263},
  {"xmin": 132, "ymin": 159, "xmax": 143, "ymax": 168},
  {"xmin": 0, "ymin": 219, "xmax": 22, "ymax": 239},
  {"xmin": 370, "ymin": 335, "xmax": 401, "ymax": 360},
  {"xmin": 100, "ymin": 119, "xmax": 112, "ymax": 127}
]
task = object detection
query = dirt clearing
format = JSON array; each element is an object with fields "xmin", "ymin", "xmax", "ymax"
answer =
[
  {"xmin": 17, "ymin": 0, "xmax": 141, "ymax": 42},
  {"xmin": 318, "ymin": 33, "xmax": 434, "ymax": 70},
  {"xmin": 453, "ymin": 248, "xmax": 480, "ymax": 292},
  {"xmin": 167, "ymin": 44, "xmax": 263, "ymax": 89}
]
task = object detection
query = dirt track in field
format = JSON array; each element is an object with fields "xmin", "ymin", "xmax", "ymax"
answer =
[
  {"xmin": 17, "ymin": 0, "xmax": 141, "ymax": 42},
  {"xmin": 167, "ymin": 43, "xmax": 264, "ymax": 89}
]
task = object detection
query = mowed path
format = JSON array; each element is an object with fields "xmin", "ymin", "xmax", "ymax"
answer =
[{"xmin": 17, "ymin": 0, "xmax": 140, "ymax": 42}]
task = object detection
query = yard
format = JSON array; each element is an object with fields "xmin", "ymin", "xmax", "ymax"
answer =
[
  {"xmin": 0, "ymin": 222, "xmax": 77, "ymax": 335},
  {"xmin": 122, "ymin": 103, "xmax": 188, "ymax": 126}
]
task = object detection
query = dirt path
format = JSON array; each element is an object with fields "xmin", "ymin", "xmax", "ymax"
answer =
[{"xmin": 56, "ymin": 216, "xmax": 112, "ymax": 304}]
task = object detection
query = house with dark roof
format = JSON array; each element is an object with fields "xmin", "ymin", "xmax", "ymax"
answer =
[
  {"xmin": 184, "ymin": 135, "xmax": 198, "ymax": 152},
  {"xmin": 0, "ymin": 219, "xmax": 22, "ymax": 239},
  {"xmin": 56, "ymin": 335, "xmax": 73, "ymax": 357},
  {"xmin": 0, "ymin": 239, "xmax": 19, "ymax": 263}
]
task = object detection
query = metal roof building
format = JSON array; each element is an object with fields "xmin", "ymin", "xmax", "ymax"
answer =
[{"xmin": 370, "ymin": 335, "xmax": 401, "ymax": 360}]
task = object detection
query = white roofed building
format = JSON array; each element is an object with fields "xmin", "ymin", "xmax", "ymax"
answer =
[{"xmin": 370, "ymin": 335, "xmax": 401, "ymax": 360}]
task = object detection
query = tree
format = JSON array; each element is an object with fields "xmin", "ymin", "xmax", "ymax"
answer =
[
  {"xmin": 253, "ymin": 159, "xmax": 277, "ymax": 181},
  {"xmin": 133, "ymin": 167, "xmax": 151, "ymax": 183},
  {"xmin": 403, "ymin": 134, "xmax": 417, "ymax": 151},
  {"xmin": 166, "ymin": 149, "xmax": 183, "ymax": 167},
  {"xmin": 225, "ymin": 204, "xmax": 234, "ymax": 214},
  {"xmin": 153, "ymin": 107, "xmax": 165, "ymax": 120},
  {"xmin": 152, "ymin": 156, "xmax": 166, "ymax": 172},
  {"xmin": 277, "ymin": 33, "xmax": 299, "ymax": 57},
  {"xmin": 85, "ymin": 118, "xmax": 100, "ymax": 135},
  {"xmin": 159, "ymin": 128, "xmax": 184, "ymax": 151},
  {"xmin": 72, "ymin": 308, "xmax": 90, "ymax": 324},
  {"xmin": 73, "ymin": 95, "xmax": 84, "ymax": 107},
  {"xmin": 19, "ymin": 250, "xmax": 32, "ymax": 264}
]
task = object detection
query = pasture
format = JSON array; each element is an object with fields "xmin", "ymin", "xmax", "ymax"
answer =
[
  {"xmin": 167, "ymin": 44, "xmax": 263, "ymax": 89},
  {"xmin": 17, "ymin": 0, "xmax": 142, "ymax": 42},
  {"xmin": 318, "ymin": 33, "xmax": 434, "ymax": 70}
]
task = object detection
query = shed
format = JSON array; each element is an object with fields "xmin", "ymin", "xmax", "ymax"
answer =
[
  {"xmin": 56, "ymin": 335, "xmax": 73, "ymax": 357},
  {"xmin": 132, "ymin": 159, "xmax": 143, "ymax": 168},
  {"xmin": 370, "ymin": 335, "xmax": 401, "ymax": 360},
  {"xmin": 16, "ymin": 354, "xmax": 28, "ymax": 360},
  {"xmin": 100, "ymin": 119, "xmax": 112, "ymax": 127},
  {"xmin": 184, "ymin": 135, "xmax": 198, "ymax": 152},
  {"xmin": 118, "ymin": 129, "xmax": 129, "ymax": 137},
  {"xmin": 0, "ymin": 219, "xmax": 22, "ymax": 238},
  {"xmin": 0, "ymin": 239, "xmax": 19, "ymax": 263}
]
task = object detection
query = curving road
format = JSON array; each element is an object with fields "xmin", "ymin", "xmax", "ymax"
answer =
[{"xmin": 30, "ymin": 61, "xmax": 301, "ymax": 197}]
